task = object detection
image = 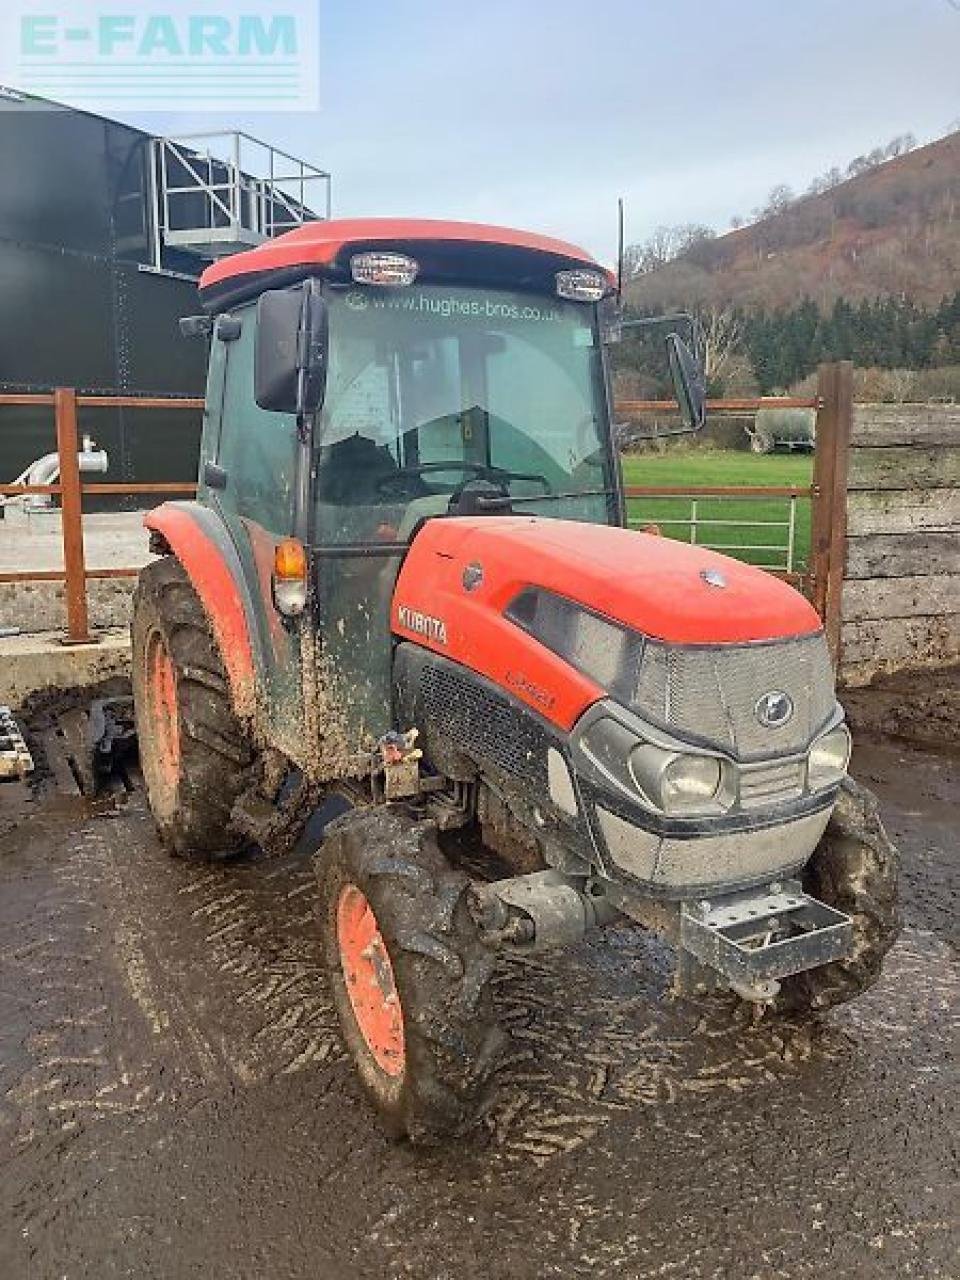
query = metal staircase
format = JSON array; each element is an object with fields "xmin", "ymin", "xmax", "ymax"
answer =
[{"xmin": 148, "ymin": 131, "xmax": 331, "ymax": 267}]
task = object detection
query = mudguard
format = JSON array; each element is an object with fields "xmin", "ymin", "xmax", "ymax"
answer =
[{"xmin": 144, "ymin": 501, "xmax": 259, "ymax": 720}]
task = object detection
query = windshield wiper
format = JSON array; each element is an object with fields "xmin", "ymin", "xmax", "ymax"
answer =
[{"xmin": 472, "ymin": 488, "xmax": 618, "ymax": 511}]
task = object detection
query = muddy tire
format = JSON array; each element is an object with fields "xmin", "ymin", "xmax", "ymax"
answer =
[
  {"xmin": 131, "ymin": 556, "xmax": 253, "ymax": 859},
  {"xmin": 318, "ymin": 808, "xmax": 506, "ymax": 1143},
  {"xmin": 774, "ymin": 776, "xmax": 901, "ymax": 1016}
]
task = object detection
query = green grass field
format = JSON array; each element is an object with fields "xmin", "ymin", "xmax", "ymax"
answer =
[{"xmin": 620, "ymin": 449, "xmax": 815, "ymax": 572}]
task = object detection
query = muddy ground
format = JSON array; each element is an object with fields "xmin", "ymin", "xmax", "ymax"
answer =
[{"xmin": 0, "ymin": 724, "xmax": 956, "ymax": 1278}]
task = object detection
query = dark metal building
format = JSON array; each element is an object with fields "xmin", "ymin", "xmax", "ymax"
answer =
[{"xmin": 0, "ymin": 87, "xmax": 328, "ymax": 492}]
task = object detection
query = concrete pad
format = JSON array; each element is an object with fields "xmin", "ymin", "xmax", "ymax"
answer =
[
  {"xmin": 0, "ymin": 628, "xmax": 130, "ymax": 707},
  {"xmin": 0, "ymin": 578, "xmax": 136, "ymax": 633},
  {"xmin": 0, "ymin": 509, "xmax": 150, "ymax": 633},
  {"xmin": 0, "ymin": 509, "xmax": 152, "ymax": 574}
]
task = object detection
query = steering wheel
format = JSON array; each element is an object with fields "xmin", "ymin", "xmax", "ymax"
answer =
[{"xmin": 375, "ymin": 460, "xmax": 554, "ymax": 498}]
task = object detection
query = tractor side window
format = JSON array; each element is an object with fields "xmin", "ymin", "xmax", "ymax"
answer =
[
  {"xmin": 198, "ymin": 333, "xmax": 228, "ymax": 500},
  {"xmin": 219, "ymin": 307, "xmax": 298, "ymax": 534}
]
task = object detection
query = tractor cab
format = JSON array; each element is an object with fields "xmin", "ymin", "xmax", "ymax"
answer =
[{"xmin": 187, "ymin": 219, "xmax": 702, "ymax": 754}]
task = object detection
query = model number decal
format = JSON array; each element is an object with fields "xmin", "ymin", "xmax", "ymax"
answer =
[
  {"xmin": 506, "ymin": 670, "xmax": 556, "ymax": 711},
  {"xmin": 397, "ymin": 605, "xmax": 448, "ymax": 645}
]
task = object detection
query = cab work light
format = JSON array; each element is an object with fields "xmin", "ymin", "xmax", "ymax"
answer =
[
  {"xmin": 556, "ymin": 269, "xmax": 607, "ymax": 302},
  {"xmin": 350, "ymin": 252, "xmax": 419, "ymax": 286},
  {"xmin": 273, "ymin": 538, "xmax": 308, "ymax": 617}
]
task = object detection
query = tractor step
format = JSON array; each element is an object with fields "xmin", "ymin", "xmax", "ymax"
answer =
[{"xmin": 679, "ymin": 880, "xmax": 853, "ymax": 1001}]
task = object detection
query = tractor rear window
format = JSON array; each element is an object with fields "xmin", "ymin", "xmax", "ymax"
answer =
[{"xmin": 314, "ymin": 283, "xmax": 616, "ymax": 545}]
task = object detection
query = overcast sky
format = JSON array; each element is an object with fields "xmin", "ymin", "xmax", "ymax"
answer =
[{"xmin": 124, "ymin": 0, "xmax": 960, "ymax": 267}]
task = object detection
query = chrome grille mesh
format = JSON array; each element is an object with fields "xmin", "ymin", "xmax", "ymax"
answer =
[
  {"xmin": 632, "ymin": 632, "xmax": 836, "ymax": 760},
  {"xmin": 738, "ymin": 759, "xmax": 805, "ymax": 809},
  {"xmin": 597, "ymin": 804, "xmax": 832, "ymax": 892}
]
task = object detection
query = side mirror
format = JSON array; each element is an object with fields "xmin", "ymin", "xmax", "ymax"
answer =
[
  {"xmin": 255, "ymin": 280, "xmax": 328, "ymax": 415},
  {"xmin": 666, "ymin": 333, "xmax": 707, "ymax": 431}
]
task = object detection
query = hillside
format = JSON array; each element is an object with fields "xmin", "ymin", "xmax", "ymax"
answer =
[{"xmin": 627, "ymin": 131, "xmax": 960, "ymax": 314}]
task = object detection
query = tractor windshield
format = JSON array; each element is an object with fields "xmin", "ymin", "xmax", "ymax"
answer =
[{"xmin": 315, "ymin": 283, "xmax": 616, "ymax": 545}]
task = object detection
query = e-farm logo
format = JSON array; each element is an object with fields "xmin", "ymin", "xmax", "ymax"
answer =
[{"xmin": 1, "ymin": 1, "xmax": 319, "ymax": 112}]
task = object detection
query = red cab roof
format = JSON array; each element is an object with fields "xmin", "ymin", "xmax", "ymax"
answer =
[{"xmin": 199, "ymin": 217, "xmax": 611, "ymax": 309}]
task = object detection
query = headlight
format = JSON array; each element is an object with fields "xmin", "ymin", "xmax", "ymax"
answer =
[
  {"xmin": 350, "ymin": 252, "xmax": 419, "ymax": 286},
  {"xmin": 663, "ymin": 755, "xmax": 723, "ymax": 810},
  {"xmin": 556, "ymin": 269, "xmax": 607, "ymax": 301},
  {"xmin": 630, "ymin": 744, "xmax": 725, "ymax": 815},
  {"xmin": 808, "ymin": 724, "xmax": 851, "ymax": 789}
]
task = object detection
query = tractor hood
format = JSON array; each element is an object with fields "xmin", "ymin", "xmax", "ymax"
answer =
[
  {"xmin": 397, "ymin": 516, "xmax": 821, "ymax": 647},
  {"xmin": 392, "ymin": 516, "xmax": 825, "ymax": 732}
]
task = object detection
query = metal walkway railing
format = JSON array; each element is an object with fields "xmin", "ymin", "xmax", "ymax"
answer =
[{"xmin": 150, "ymin": 131, "xmax": 331, "ymax": 265}]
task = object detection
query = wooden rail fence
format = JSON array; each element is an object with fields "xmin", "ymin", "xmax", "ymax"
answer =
[
  {"xmin": 615, "ymin": 364, "xmax": 854, "ymax": 660},
  {"xmin": 0, "ymin": 368, "xmax": 854, "ymax": 653},
  {"xmin": 0, "ymin": 389, "xmax": 200, "ymax": 644}
]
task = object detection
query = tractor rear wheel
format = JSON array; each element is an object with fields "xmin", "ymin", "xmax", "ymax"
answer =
[
  {"xmin": 132, "ymin": 556, "xmax": 253, "ymax": 859},
  {"xmin": 318, "ymin": 808, "xmax": 506, "ymax": 1143},
  {"xmin": 774, "ymin": 776, "xmax": 900, "ymax": 1015}
]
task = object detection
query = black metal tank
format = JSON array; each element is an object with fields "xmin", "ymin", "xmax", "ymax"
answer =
[{"xmin": 0, "ymin": 89, "xmax": 209, "ymax": 498}]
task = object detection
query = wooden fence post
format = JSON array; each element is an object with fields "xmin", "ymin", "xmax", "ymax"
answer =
[
  {"xmin": 809, "ymin": 362, "xmax": 853, "ymax": 664},
  {"xmin": 54, "ymin": 386, "xmax": 94, "ymax": 645}
]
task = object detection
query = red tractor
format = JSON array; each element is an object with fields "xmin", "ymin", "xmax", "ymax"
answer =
[{"xmin": 132, "ymin": 219, "xmax": 899, "ymax": 1141}]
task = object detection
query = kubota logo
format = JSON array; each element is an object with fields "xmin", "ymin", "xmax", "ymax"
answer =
[
  {"xmin": 755, "ymin": 690, "xmax": 794, "ymax": 729},
  {"xmin": 397, "ymin": 605, "xmax": 447, "ymax": 646}
]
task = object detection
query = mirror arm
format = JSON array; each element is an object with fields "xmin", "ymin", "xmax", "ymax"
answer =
[
  {"xmin": 291, "ymin": 288, "xmax": 316, "ymax": 546},
  {"xmin": 619, "ymin": 311, "xmax": 695, "ymax": 332},
  {"xmin": 619, "ymin": 421, "xmax": 701, "ymax": 444},
  {"xmin": 292, "ymin": 413, "xmax": 314, "ymax": 546}
]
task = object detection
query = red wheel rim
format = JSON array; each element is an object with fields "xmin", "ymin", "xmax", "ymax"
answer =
[
  {"xmin": 337, "ymin": 884, "xmax": 405, "ymax": 1078},
  {"xmin": 146, "ymin": 631, "xmax": 180, "ymax": 791}
]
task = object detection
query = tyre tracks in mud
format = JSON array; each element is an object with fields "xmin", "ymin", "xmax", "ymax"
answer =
[
  {"xmin": 0, "ymin": 804, "xmax": 857, "ymax": 1172},
  {"xmin": 0, "ymin": 760, "xmax": 957, "ymax": 1279}
]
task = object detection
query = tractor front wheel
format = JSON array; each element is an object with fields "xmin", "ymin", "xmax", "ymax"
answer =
[
  {"xmin": 132, "ymin": 556, "xmax": 253, "ymax": 859},
  {"xmin": 318, "ymin": 808, "xmax": 506, "ymax": 1143},
  {"xmin": 773, "ymin": 776, "xmax": 901, "ymax": 1015}
]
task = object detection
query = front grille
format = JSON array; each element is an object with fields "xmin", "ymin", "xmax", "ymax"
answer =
[
  {"xmin": 417, "ymin": 659, "xmax": 549, "ymax": 786},
  {"xmin": 597, "ymin": 803, "xmax": 832, "ymax": 893},
  {"xmin": 738, "ymin": 759, "xmax": 805, "ymax": 809},
  {"xmin": 631, "ymin": 632, "xmax": 836, "ymax": 760}
]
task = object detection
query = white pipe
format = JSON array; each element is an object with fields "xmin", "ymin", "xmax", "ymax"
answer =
[
  {"xmin": 2, "ymin": 438, "xmax": 109, "ymax": 510},
  {"xmin": 25, "ymin": 452, "xmax": 60, "ymax": 488}
]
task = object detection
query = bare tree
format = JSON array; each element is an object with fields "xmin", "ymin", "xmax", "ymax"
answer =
[
  {"xmin": 623, "ymin": 226, "xmax": 676, "ymax": 276},
  {"xmin": 752, "ymin": 184, "xmax": 795, "ymax": 222},
  {"xmin": 699, "ymin": 307, "xmax": 743, "ymax": 388},
  {"xmin": 807, "ymin": 166, "xmax": 844, "ymax": 196},
  {"xmin": 623, "ymin": 223, "xmax": 716, "ymax": 276},
  {"xmin": 640, "ymin": 225, "xmax": 682, "ymax": 273},
  {"xmin": 884, "ymin": 133, "xmax": 916, "ymax": 159},
  {"xmin": 764, "ymin": 184, "xmax": 795, "ymax": 217},
  {"xmin": 674, "ymin": 223, "xmax": 716, "ymax": 255}
]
